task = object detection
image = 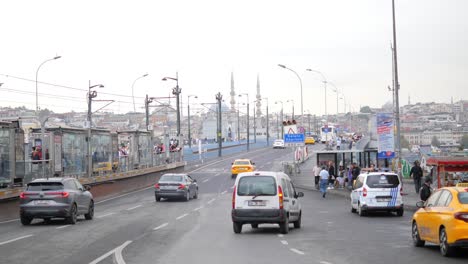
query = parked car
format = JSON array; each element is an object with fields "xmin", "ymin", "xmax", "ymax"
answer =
[
  {"xmin": 350, "ymin": 172, "xmax": 403, "ymax": 216},
  {"xmin": 19, "ymin": 178, "xmax": 94, "ymax": 225},
  {"xmin": 231, "ymin": 171, "xmax": 304, "ymax": 234},
  {"xmin": 154, "ymin": 173, "xmax": 198, "ymax": 202},
  {"xmin": 412, "ymin": 187, "xmax": 468, "ymax": 257},
  {"xmin": 231, "ymin": 159, "xmax": 256, "ymax": 178},
  {"xmin": 273, "ymin": 139, "xmax": 285, "ymax": 149}
]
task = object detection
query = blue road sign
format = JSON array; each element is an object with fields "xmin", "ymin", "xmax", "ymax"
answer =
[{"xmin": 284, "ymin": 134, "xmax": 305, "ymax": 147}]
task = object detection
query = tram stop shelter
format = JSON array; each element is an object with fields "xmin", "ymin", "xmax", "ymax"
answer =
[{"xmin": 426, "ymin": 156, "xmax": 468, "ymax": 188}]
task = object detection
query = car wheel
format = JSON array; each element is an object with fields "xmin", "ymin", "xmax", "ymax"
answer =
[
  {"xmin": 440, "ymin": 227, "xmax": 456, "ymax": 257},
  {"xmin": 233, "ymin": 222, "xmax": 242, "ymax": 234},
  {"xmin": 66, "ymin": 203, "xmax": 78, "ymax": 225},
  {"xmin": 185, "ymin": 191, "xmax": 190, "ymax": 202},
  {"xmin": 358, "ymin": 203, "xmax": 367, "ymax": 217},
  {"xmin": 279, "ymin": 216, "xmax": 289, "ymax": 234},
  {"xmin": 85, "ymin": 200, "xmax": 94, "ymax": 220},
  {"xmin": 251, "ymin": 224, "xmax": 258, "ymax": 229},
  {"xmin": 194, "ymin": 189, "xmax": 198, "ymax": 199},
  {"xmin": 293, "ymin": 212, "xmax": 301, "ymax": 229},
  {"xmin": 396, "ymin": 208, "xmax": 404, "ymax": 217},
  {"xmin": 20, "ymin": 215, "xmax": 32, "ymax": 226},
  {"xmin": 412, "ymin": 221, "xmax": 425, "ymax": 247}
]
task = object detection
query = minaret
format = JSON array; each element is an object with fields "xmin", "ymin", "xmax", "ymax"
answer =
[
  {"xmin": 256, "ymin": 74, "xmax": 262, "ymax": 116},
  {"xmin": 230, "ymin": 72, "xmax": 236, "ymax": 112}
]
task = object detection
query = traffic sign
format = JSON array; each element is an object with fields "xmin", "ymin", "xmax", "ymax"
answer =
[{"xmin": 284, "ymin": 133, "xmax": 305, "ymax": 147}]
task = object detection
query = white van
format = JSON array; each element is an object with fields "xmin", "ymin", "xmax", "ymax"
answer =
[
  {"xmin": 350, "ymin": 172, "xmax": 404, "ymax": 217},
  {"xmin": 231, "ymin": 171, "xmax": 304, "ymax": 234}
]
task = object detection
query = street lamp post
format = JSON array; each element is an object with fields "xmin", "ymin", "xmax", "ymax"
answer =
[
  {"xmin": 306, "ymin": 68, "xmax": 328, "ymax": 121},
  {"xmin": 275, "ymin": 101, "xmax": 284, "ymax": 138},
  {"xmin": 187, "ymin": 95, "xmax": 198, "ymax": 148},
  {"xmin": 264, "ymin": 98, "xmax": 269, "ymax": 146},
  {"xmin": 239, "ymin": 93, "xmax": 249, "ymax": 151},
  {"xmin": 253, "ymin": 105, "xmax": 256, "ymax": 144},
  {"xmin": 132, "ymin": 73, "xmax": 149, "ymax": 113},
  {"xmin": 328, "ymin": 82, "xmax": 340, "ymax": 116},
  {"xmin": 216, "ymin": 93, "xmax": 223, "ymax": 157},
  {"xmin": 87, "ymin": 81, "xmax": 104, "ymax": 178},
  {"xmin": 286, "ymin": 99, "xmax": 295, "ymax": 120},
  {"xmin": 392, "ymin": 0, "xmax": 402, "ymax": 177},
  {"xmin": 36, "ymin": 56, "xmax": 61, "ymax": 114},
  {"xmin": 237, "ymin": 102, "xmax": 241, "ymax": 142},
  {"xmin": 162, "ymin": 73, "xmax": 182, "ymax": 138},
  {"xmin": 278, "ymin": 64, "xmax": 303, "ymax": 128}
]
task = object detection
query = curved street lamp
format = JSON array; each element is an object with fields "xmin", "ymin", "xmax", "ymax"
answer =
[
  {"xmin": 306, "ymin": 68, "xmax": 328, "ymax": 121},
  {"xmin": 239, "ymin": 93, "xmax": 250, "ymax": 151},
  {"xmin": 36, "ymin": 55, "xmax": 61, "ymax": 114},
  {"xmin": 162, "ymin": 73, "xmax": 181, "ymax": 137},
  {"xmin": 278, "ymin": 64, "xmax": 303, "ymax": 128},
  {"xmin": 132, "ymin": 73, "xmax": 149, "ymax": 112}
]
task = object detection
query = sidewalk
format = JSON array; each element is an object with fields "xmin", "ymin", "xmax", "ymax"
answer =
[{"xmin": 292, "ymin": 157, "xmax": 421, "ymax": 212}]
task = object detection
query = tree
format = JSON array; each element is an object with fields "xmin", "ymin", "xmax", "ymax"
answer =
[
  {"xmin": 360, "ymin": 106, "xmax": 372, "ymax": 113},
  {"xmin": 431, "ymin": 136, "xmax": 441, "ymax": 147},
  {"xmin": 461, "ymin": 134, "xmax": 468, "ymax": 149},
  {"xmin": 400, "ymin": 136, "xmax": 410, "ymax": 149}
]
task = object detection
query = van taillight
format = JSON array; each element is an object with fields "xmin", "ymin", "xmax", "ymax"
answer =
[
  {"xmin": 278, "ymin": 185, "xmax": 284, "ymax": 209},
  {"xmin": 454, "ymin": 212, "xmax": 468, "ymax": 223},
  {"xmin": 232, "ymin": 186, "xmax": 236, "ymax": 209},
  {"xmin": 363, "ymin": 187, "xmax": 367, "ymax": 197}
]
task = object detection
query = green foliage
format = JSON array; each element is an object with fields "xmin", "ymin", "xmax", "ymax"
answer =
[{"xmin": 360, "ymin": 106, "xmax": 372, "ymax": 113}]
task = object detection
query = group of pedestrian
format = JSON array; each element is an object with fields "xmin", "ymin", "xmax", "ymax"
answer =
[{"xmin": 314, "ymin": 161, "xmax": 361, "ymax": 198}]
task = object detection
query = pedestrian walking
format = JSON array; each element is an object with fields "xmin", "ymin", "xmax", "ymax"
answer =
[
  {"xmin": 328, "ymin": 161, "xmax": 336, "ymax": 189},
  {"xmin": 420, "ymin": 176, "xmax": 433, "ymax": 202},
  {"xmin": 313, "ymin": 162, "xmax": 321, "ymax": 190},
  {"xmin": 336, "ymin": 137, "xmax": 341, "ymax": 150},
  {"xmin": 319, "ymin": 166, "xmax": 330, "ymax": 198},
  {"xmin": 410, "ymin": 160, "xmax": 423, "ymax": 194}
]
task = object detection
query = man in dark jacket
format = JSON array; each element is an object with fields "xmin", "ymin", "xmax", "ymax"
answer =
[
  {"xmin": 351, "ymin": 162, "xmax": 361, "ymax": 181},
  {"xmin": 420, "ymin": 176, "xmax": 432, "ymax": 202},
  {"xmin": 410, "ymin": 161, "xmax": 423, "ymax": 194}
]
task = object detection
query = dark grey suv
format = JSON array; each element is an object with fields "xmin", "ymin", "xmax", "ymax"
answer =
[{"xmin": 19, "ymin": 178, "xmax": 94, "ymax": 225}]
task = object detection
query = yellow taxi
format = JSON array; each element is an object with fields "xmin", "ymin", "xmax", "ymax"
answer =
[
  {"xmin": 305, "ymin": 137, "xmax": 315, "ymax": 145},
  {"xmin": 231, "ymin": 159, "xmax": 256, "ymax": 178},
  {"xmin": 412, "ymin": 187, "xmax": 468, "ymax": 257}
]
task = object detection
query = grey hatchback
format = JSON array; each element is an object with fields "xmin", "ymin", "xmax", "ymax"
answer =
[
  {"xmin": 19, "ymin": 178, "xmax": 94, "ymax": 225},
  {"xmin": 154, "ymin": 173, "xmax": 198, "ymax": 202}
]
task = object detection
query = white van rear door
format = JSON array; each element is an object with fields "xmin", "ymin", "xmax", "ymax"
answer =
[{"xmin": 235, "ymin": 175, "xmax": 279, "ymax": 209}]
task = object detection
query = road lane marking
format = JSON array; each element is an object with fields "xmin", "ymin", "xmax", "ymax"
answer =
[
  {"xmin": 96, "ymin": 212, "xmax": 115, "ymax": 219},
  {"xmin": 56, "ymin": 225, "xmax": 71, "ymax": 230},
  {"xmin": 193, "ymin": 206, "xmax": 204, "ymax": 211},
  {"xmin": 0, "ymin": 219, "xmax": 19, "ymax": 224},
  {"xmin": 290, "ymin": 248, "xmax": 305, "ymax": 255},
  {"xmin": 0, "ymin": 234, "xmax": 34, "ymax": 246},
  {"xmin": 176, "ymin": 213, "xmax": 189, "ymax": 220},
  {"xmin": 202, "ymin": 179, "xmax": 209, "ymax": 183},
  {"xmin": 266, "ymin": 161, "xmax": 272, "ymax": 165},
  {"xmin": 281, "ymin": 240, "xmax": 288, "ymax": 245},
  {"xmin": 277, "ymin": 234, "xmax": 284, "ymax": 238},
  {"xmin": 89, "ymin": 240, "xmax": 132, "ymax": 264},
  {"xmin": 221, "ymin": 190, "xmax": 227, "ymax": 194},
  {"xmin": 207, "ymin": 198, "xmax": 216, "ymax": 204},
  {"xmin": 215, "ymin": 173, "xmax": 221, "ymax": 176},
  {"xmin": 153, "ymin": 223, "xmax": 169, "ymax": 231},
  {"xmin": 95, "ymin": 186, "xmax": 154, "ymax": 205},
  {"xmin": 320, "ymin": 261, "xmax": 333, "ymax": 264},
  {"xmin": 126, "ymin": 205, "xmax": 142, "ymax": 211}
]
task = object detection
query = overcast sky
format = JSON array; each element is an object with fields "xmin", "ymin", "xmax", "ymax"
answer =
[{"xmin": 0, "ymin": 0, "xmax": 467, "ymax": 116}]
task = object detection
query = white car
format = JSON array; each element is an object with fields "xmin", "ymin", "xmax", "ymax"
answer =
[
  {"xmin": 231, "ymin": 171, "xmax": 304, "ymax": 234},
  {"xmin": 273, "ymin": 139, "xmax": 285, "ymax": 149},
  {"xmin": 350, "ymin": 172, "xmax": 404, "ymax": 217}
]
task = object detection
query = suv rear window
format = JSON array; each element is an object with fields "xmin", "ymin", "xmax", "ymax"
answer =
[
  {"xmin": 237, "ymin": 176, "xmax": 276, "ymax": 196},
  {"xmin": 458, "ymin": 193, "xmax": 468, "ymax": 204},
  {"xmin": 366, "ymin": 174, "xmax": 399, "ymax": 188},
  {"xmin": 27, "ymin": 182, "xmax": 64, "ymax": 191}
]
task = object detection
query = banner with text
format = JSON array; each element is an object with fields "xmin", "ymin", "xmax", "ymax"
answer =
[{"xmin": 377, "ymin": 113, "xmax": 395, "ymax": 159}]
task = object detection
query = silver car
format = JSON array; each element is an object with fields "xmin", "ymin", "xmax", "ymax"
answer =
[
  {"xmin": 19, "ymin": 178, "xmax": 94, "ymax": 225},
  {"xmin": 155, "ymin": 174, "xmax": 199, "ymax": 202}
]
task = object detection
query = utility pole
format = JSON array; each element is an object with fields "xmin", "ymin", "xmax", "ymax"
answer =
[
  {"xmin": 145, "ymin": 94, "xmax": 151, "ymax": 130},
  {"xmin": 266, "ymin": 100, "xmax": 269, "ymax": 146},
  {"xmin": 216, "ymin": 92, "xmax": 223, "ymax": 157},
  {"xmin": 276, "ymin": 113, "xmax": 279, "ymax": 138},
  {"xmin": 87, "ymin": 81, "xmax": 101, "ymax": 178},
  {"xmin": 392, "ymin": 0, "xmax": 402, "ymax": 176},
  {"xmin": 237, "ymin": 106, "xmax": 240, "ymax": 142},
  {"xmin": 253, "ymin": 105, "xmax": 257, "ymax": 144},
  {"xmin": 247, "ymin": 102, "xmax": 250, "ymax": 151}
]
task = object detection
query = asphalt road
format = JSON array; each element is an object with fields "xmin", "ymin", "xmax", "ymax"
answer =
[{"xmin": 0, "ymin": 144, "xmax": 467, "ymax": 264}]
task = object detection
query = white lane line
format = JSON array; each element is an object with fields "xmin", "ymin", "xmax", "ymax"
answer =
[
  {"xmin": 207, "ymin": 198, "xmax": 216, "ymax": 204},
  {"xmin": 176, "ymin": 213, "xmax": 189, "ymax": 220},
  {"xmin": 95, "ymin": 186, "xmax": 154, "ymax": 205},
  {"xmin": 153, "ymin": 223, "xmax": 169, "ymax": 231},
  {"xmin": 215, "ymin": 173, "xmax": 221, "ymax": 176},
  {"xmin": 320, "ymin": 261, "xmax": 333, "ymax": 264},
  {"xmin": 96, "ymin": 212, "xmax": 115, "ymax": 219},
  {"xmin": 56, "ymin": 225, "xmax": 71, "ymax": 230},
  {"xmin": 0, "ymin": 219, "xmax": 19, "ymax": 224},
  {"xmin": 277, "ymin": 234, "xmax": 284, "ymax": 238},
  {"xmin": 290, "ymin": 248, "xmax": 305, "ymax": 255},
  {"xmin": 193, "ymin": 206, "xmax": 204, "ymax": 211},
  {"xmin": 0, "ymin": 234, "xmax": 34, "ymax": 246},
  {"xmin": 221, "ymin": 190, "xmax": 227, "ymax": 194},
  {"xmin": 280, "ymin": 240, "xmax": 288, "ymax": 245},
  {"xmin": 266, "ymin": 161, "xmax": 272, "ymax": 165},
  {"xmin": 114, "ymin": 240, "xmax": 132, "ymax": 264},
  {"xmin": 89, "ymin": 240, "xmax": 132, "ymax": 264},
  {"xmin": 202, "ymin": 179, "xmax": 209, "ymax": 183},
  {"xmin": 126, "ymin": 205, "xmax": 143, "ymax": 211}
]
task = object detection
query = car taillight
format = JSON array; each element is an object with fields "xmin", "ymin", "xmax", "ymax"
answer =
[
  {"xmin": 154, "ymin": 183, "xmax": 160, "ymax": 189},
  {"xmin": 232, "ymin": 186, "xmax": 236, "ymax": 209},
  {"xmin": 19, "ymin": 192, "xmax": 27, "ymax": 199},
  {"xmin": 178, "ymin": 184, "xmax": 186, "ymax": 190},
  {"xmin": 45, "ymin": 191, "xmax": 69, "ymax": 198},
  {"xmin": 278, "ymin": 185, "xmax": 284, "ymax": 209},
  {"xmin": 363, "ymin": 187, "xmax": 367, "ymax": 197},
  {"xmin": 454, "ymin": 212, "xmax": 468, "ymax": 223}
]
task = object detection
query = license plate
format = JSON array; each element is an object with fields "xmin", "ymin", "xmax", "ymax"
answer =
[
  {"xmin": 248, "ymin": 200, "xmax": 266, "ymax": 206},
  {"xmin": 160, "ymin": 186, "xmax": 173, "ymax": 190},
  {"xmin": 34, "ymin": 200, "xmax": 51, "ymax": 205},
  {"xmin": 377, "ymin": 198, "xmax": 390, "ymax": 202}
]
